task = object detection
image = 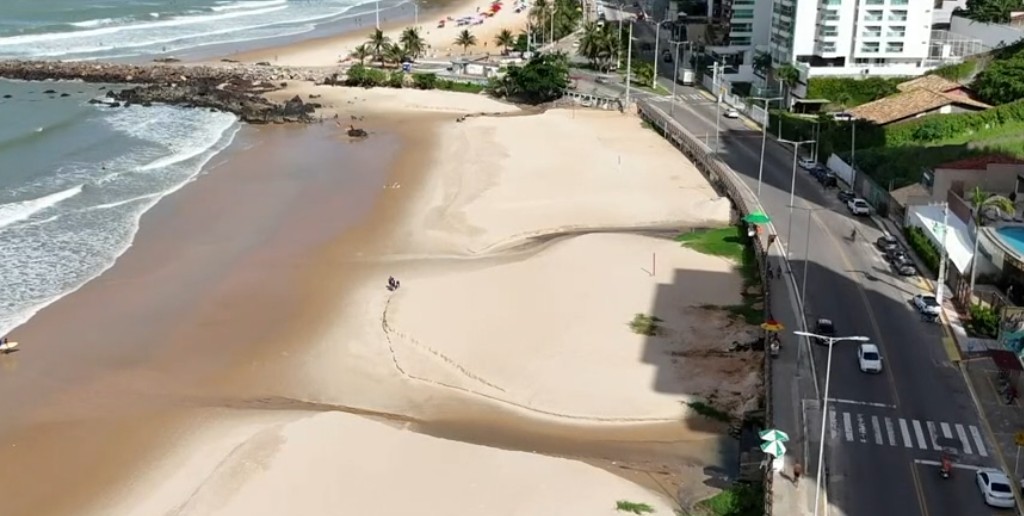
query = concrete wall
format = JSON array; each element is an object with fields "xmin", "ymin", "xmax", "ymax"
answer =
[
  {"xmin": 932, "ymin": 164, "xmax": 1024, "ymax": 202},
  {"xmin": 950, "ymin": 15, "xmax": 1024, "ymax": 49}
]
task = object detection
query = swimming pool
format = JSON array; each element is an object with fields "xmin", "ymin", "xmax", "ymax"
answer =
[{"xmin": 996, "ymin": 226, "xmax": 1024, "ymax": 255}]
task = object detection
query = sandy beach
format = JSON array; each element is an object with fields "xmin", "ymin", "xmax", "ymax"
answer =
[
  {"xmin": 0, "ymin": 41, "xmax": 763, "ymax": 516},
  {"xmin": 230, "ymin": 0, "xmax": 533, "ymax": 67}
]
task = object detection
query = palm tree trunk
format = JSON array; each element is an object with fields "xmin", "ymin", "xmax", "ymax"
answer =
[{"xmin": 969, "ymin": 218, "xmax": 980, "ymax": 300}]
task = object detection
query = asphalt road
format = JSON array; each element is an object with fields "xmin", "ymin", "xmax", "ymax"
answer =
[{"xmin": 644, "ymin": 89, "xmax": 1009, "ymax": 515}]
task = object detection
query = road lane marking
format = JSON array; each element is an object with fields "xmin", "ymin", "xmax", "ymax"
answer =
[
  {"xmin": 829, "ymin": 410, "xmax": 838, "ymax": 440},
  {"xmin": 900, "ymin": 419, "xmax": 913, "ymax": 448},
  {"xmin": 871, "ymin": 416, "xmax": 884, "ymax": 445},
  {"xmin": 915, "ymin": 459, "xmax": 985, "ymax": 472},
  {"xmin": 885, "ymin": 417, "xmax": 897, "ymax": 446},
  {"xmin": 970, "ymin": 426, "xmax": 989, "ymax": 457},
  {"xmin": 843, "ymin": 412, "xmax": 854, "ymax": 441},
  {"xmin": 910, "ymin": 461, "xmax": 931, "ymax": 516},
  {"xmin": 857, "ymin": 413, "xmax": 868, "ymax": 443},
  {"xmin": 956, "ymin": 424, "xmax": 973, "ymax": 455},
  {"xmin": 913, "ymin": 420, "xmax": 928, "ymax": 449},
  {"xmin": 826, "ymin": 397, "xmax": 896, "ymax": 409},
  {"xmin": 940, "ymin": 422, "xmax": 953, "ymax": 440},
  {"xmin": 926, "ymin": 422, "xmax": 942, "ymax": 450}
]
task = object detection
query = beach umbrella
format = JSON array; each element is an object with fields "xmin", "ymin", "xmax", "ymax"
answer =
[
  {"xmin": 743, "ymin": 212, "xmax": 771, "ymax": 225},
  {"xmin": 759, "ymin": 428, "xmax": 790, "ymax": 443},
  {"xmin": 761, "ymin": 320, "xmax": 784, "ymax": 332},
  {"xmin": 760, "ymin": 439, "xmax": 787, "ymax": 458}
]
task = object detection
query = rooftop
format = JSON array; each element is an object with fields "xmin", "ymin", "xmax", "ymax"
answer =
[
  {"xmin": 938, "ymin": 154, "xmax": 1024, "ymax": 170},
  {"xmin": 896, "ymin": 75, "xmax": 961, "ymax": 93},
  {"xmin": 848, "ymin": 88, "xmax": 990, "ymax": 125}
]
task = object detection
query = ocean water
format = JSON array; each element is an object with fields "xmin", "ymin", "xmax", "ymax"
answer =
[
  {"xmin": 0, "ymin": 0, "xmax": 372, "ymax": 61},
  {"xmin": 0, "ymin": 79, "xmax": 240, "ymax": 337}
]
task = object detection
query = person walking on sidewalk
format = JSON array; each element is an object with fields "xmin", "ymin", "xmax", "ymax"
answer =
[{"xmin": 793, "ymin": 462, "xmax": 803, "ymax": 483}]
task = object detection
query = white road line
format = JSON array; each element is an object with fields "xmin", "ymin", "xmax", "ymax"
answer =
[
  {"xmin": 912, "ymin": 420, "xmax": 928, "ymax": 449},
  {"xmin": 970, "ymin": 426, "xmax": 989, "ymax": 457},
  {"xmin": 899, "ymin": 419, "xmax": 913, "ymax": 448},
  {"xmin": 914, "ymin": 459, "xmax": 985, "ymax": 472},
  {"xmin": 885, "ymin": 417, "xmax": 897, "ymax": 446},
  {"xmin": 843, "ymin": 412, "xmax": 854, "ymax": 442},
  {"xmin": 871, "ymin": 416, "xmax": 884, "ymax": 445},
  {"xmin": 956, "ymin": 424, "xmax": 973, "ymax": 455},
  {"xmin": 825, "ymin": 398, "xmax": 896, "ymax": 409},
  {"xmin": 829, "ymin": 410, "xmax": 838, "ymax": 441},
  {"xmin": 940, "ymin": 422, "xmax": 953, "ymax": 440},
  {"xmin": 927, "ymin": 422, "xmax": 941, "ymax": 450},
  {"xmin": 857, "ymin": 414, "xmax": 868, "ymax": 443}
]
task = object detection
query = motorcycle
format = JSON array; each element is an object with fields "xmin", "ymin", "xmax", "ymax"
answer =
[{"xmin": 768, "ymin": 335, "xmax": 781, "ymax": 358}]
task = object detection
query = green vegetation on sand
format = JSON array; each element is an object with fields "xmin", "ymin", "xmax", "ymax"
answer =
[{"xmin": 675, "ymin": 226, "xmax": 763, "ymax": 325}]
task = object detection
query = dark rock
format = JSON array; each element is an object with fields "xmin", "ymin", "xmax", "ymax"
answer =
[
  {"xmin": 110, "ymin": 102, "xmax": 121, "ymax": 107},
  {"xmin": 256, "ymin": 61, "xmax": 271, "ymax": 66},
  {"xmin": 60, "ymin": 92, "xmax": 70, "ymax": 97},
  {"xmin": 43, "ymin": 89, "xmax": 56, "ymax": 94},
  {"xmin": 2, "ymin": 94, "xmax": 10, "ymax": 98},
  {"xmin": 346, "ymin": 125, "xmax": 368, "ymax": 138}
]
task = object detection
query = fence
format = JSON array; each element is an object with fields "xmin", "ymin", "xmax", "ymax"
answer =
[{"xmin": 636, "ymin": 99, "xmax": 776, "ymax": 516}]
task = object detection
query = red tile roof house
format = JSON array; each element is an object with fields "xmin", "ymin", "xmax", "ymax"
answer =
[{"xmin": 848, "ymin": 75, "xmax": 991, "ymax": 126}]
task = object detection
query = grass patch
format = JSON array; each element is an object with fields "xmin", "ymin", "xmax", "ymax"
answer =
[
  {"xmin": 677, "ymin": 226, "xmax": 764, "ymax": 325},
  {"xmin": 685, "ymin": 400, "xmax": 732, "ymax": 423},
  {"xmin": 617, "ymin": 500, "xmax": 657, "ymax": 514},
  {"xmin": 690, "ymin": 484, "xmax": 764, "ymax": 516},
  {"xmin": 629, "ymin": 313, "xmax": 663, "ymax": 336},
  {"xmin": 436, "ymin": 80, "xmax": 486, "ymax": 93}
]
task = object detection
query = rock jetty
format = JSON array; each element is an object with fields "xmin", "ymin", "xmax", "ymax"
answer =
[{"xmin": 0, "ymin": 60, "xmax": 343, "ymax": 124}]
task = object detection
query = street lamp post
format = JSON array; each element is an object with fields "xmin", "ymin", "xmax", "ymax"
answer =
[
  {"xmin": 778, "ymin": 138, "xmax": 815, "ymax": 253},
  {"xmin": 788, "ymin": 205, "xmax": 825, "ymax": 307},
  {"xmin": 652, "ymin": 20, "xmax": 671, "ymax": 88},
  {"xmin": 624, "ymin": 21, "xmax": 634, "ymax": 109},
  {"xmin": 792, "ymin": 331, "xmax": 870, "ymax": 516},
  {"xmin": 413, "ymin": 1, "xmax": 418, "ymax": 26},
  {"xmin": 713, "ymin": 61, "xmax": 721, "ymax": 154},
  {"xmin": 935, "ymin": 201, "xmax": 950, "ymax": 304},
  {"xmin": 375, "ymin": 0, "xmax": 380, "ymax": 28},
  {"xmin": 751, "ymin": 95, "xmax": 783, "ymax": 198}
]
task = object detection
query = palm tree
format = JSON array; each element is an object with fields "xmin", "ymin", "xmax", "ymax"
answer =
[
  {"xmin": 577, "ymin": 21, "xmax": 616, "ymax": 71},
  {"xmin": 399, "ymin": 27, "xmax": 426, "ymax": 60},
  {"xmin": 968, "ymin": 186, "xmax": 1016, "ymax": 295},
  {"xmin": 383, "ymin": 42, "xmax": 408, "ymax": 65},
  {"xmin": 775, "ymin": 63, "xmax": 800, "ymax": 108},
  {"xmin": 495, "ymin": 29, "xmax": 515, "ymax": 55},
  {"xmin": 366, "ymin": 28, "xmax": 391, "ymax": 67},
  {"xmin": 454, "ymin": 29, "xmax": 477, "ymax": 54},
  {"xmin": 350, "ymin": 44, "xmax": 372, "ymax": 65},
  {"xmin": 752, "ymin": 51, "xmax": 772, "ymax": 77}
]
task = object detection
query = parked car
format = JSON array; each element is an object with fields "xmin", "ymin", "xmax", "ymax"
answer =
[
  {"xmin": 891, "ymin": 257, "xmax": 917, "ymax": 276},
  {"xmin": 976, "ymin": 469, "xmax": 1016, "ymax": 508},
  {"xmin": 798, "ymin": 158, "xmax": 817, "ymax": 170},
  {"xmin": 810, "ymin": 166, "xmax": 828, "ymax": 181},
  {"xmin": 817, "ymin": 171, "xmax": 837, "ymax": 188},
  {"xmin": 886, "ymin": 249, "xmax": 910, "ymax": 264},
  {"xmin": 875, "ymin": 235, "xmax": 899, "ymax": 252},
  {"xmin": 813, "ymin": 318, "xmax": 835, "ymax": 345},
  {"xmin": 857, "ymin": 343, "xmax": 883, "ymax": 373},
  {"xmin": 724, "ymin": 108, "xmax": 740, "ymax": 119},
  {"xmin": 837, "ymin": 190, "xmax": 855, "ymax": 203},
  {"xmin": 912, "ymin": 294, "xmax": 941, "ymax": 316},
  {"xmin": 847, "ymin": 198, "xmax": 871, "ymax": 216}
]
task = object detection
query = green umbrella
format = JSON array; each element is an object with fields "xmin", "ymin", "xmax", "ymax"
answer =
[
  {"xmin": 743, "ymin": 212, "xmax": 772, "ymax": 225},
  {"xmin": 760, "ymin": 439, "xmax": 787, "ymax": 458},
  {"xmin": 759, "ymin": 428, "xmax": 790, "ymax": 443}
]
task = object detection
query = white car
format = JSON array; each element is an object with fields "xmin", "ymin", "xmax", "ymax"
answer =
[
  {"xmin": 976, "ymin": 469, "xmax": 1016, "ymax": 508},
  {"xmin": 798, "ymin": 158, "xmax": 817, "ymax": 170},
  {"xmin": 857, "ymin": 344, "xmax": 883, "ymax": 373},
  {"xmin": 847, "ymin": 198, "xmax": 871, "ymax": 216},
  {"xmin": 724, "ymin": 108, "xmax": 739, "ymax": 119},
  {"xmin": 912, "ymin": 294, "xmax": 941, "ymax": 316}
]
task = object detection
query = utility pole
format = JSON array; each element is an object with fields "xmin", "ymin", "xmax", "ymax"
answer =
[
  {"xmin": 850, "ymin": 117, "xmax": 858, "ymax": 185},
  {"xmin": 713, "ymin": 61, "xmax": 721, "ymax": 154},
  {"xmin": 936, "ymin": 201, "xmax": 950, "ymax": 305},
  {"xmin": 624, "ymin": 21, "xmax": 633, "ymax": 109},
  {"xmin": 670, "ymin": 40, "xmax": 682, "ymax": 115},
  {"xmin": 375, "ymin": 0, "xmax": 380, "ymax": 29},
  {"xmin": 778, "ymin": 138, "xmax": 815, "ymax": 254},
  {"xmin": 751, "ymin": 95, "xmax": 784, "ymax": 197}
]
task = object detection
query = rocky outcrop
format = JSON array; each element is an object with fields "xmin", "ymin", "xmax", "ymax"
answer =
[{"xmin": 0, "ymin": 60, "xmax": 339, "ymax": 124}]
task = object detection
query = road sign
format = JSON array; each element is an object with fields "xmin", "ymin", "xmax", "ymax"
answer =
[{"xmin": 1014, "ymin": 431, "xmax": 1024, "ymax": 447}]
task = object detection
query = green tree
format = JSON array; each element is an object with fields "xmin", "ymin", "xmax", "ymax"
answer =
[
  {"xmin": 631, "ymin": 61, "xmax": 654, "ymax": 86},
  {"xmin": 412, "ymin": 73, "xmax": 439, "ymax": 90},
  {"xmin": 968, "ymin": 187, "xmax": 1016, "ymax": 293},
  {"xmin": 383, "ymin": 42, "xmax": 408, "ymax": 65},
  {"xmin": 350, "ymin": 43, "xmax": 372, "ymax": 65},
  {"xmin": 528, "ymin": 0, "xmax": 583, "ymax": 44},
  {"xmin": 454, "ymin": 29, "xmax": 478, "ymax": 54},
  {"xmin": 491, "ymin": 52, "xmax": 569, "ymax": 103},
  {"xmin": 752, "ymin": 51, "xmax": 772, "ymax": 77},
  {"xmin": 577, "ymin": 21, "xmax": 617, "ymax": 71},
  {"xmin": 962, "ymin": 0, "xmax": 1020, "ymax": 23},
  {"xmin": 971, "ymin": 57, "xmax": 1024, "ymax": 105},
  {"xmin": 495, "ymin": 29, "xmax": 516, "ymax": 55},
  {"xmin": 366, "ymin": 28, "xmax": 391, "ymax": 67},
  {"xmin": 775, "ymin": 63, "xmax": 800, "ymax": 107},
  {"xmin": 399, "ymin": 27, "xmax": 426, "ymax": 60}
]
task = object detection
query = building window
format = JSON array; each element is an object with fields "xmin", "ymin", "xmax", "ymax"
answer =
[
  {"xmin": 861, "ymin": 42, "xmax": 881, "ymax": 53},
  {"xmin": 820, "ymin": 42, "xmax": 837, "ymax": 52},
  {"xmin": 733, "ymin": 0, "xmax": 755, "ymax": 4},
  {"xmin": 865, "ymin": 9, "xmax": 883, "ymax": 21},
  {"xmin": 732, "ymin": 8, "xmax": 754, "ymax": 18},
  {"xmin": 866, "ymin": 0, "xmax": 884, "ymax": 5},
  {"xmin": 824, "ymin": 0, "xmax": 842, "ymax": 5},
  {"xmin": 823, "ymin": 9, "xmax": 840, "ymax": 21},
  {"xmin": 887, "ymin": 25, "xmax": 905, "ymax": 37},
  {"xmin": 862, "ymin": 25, "xmax": 882, "ymax": 37},
  {"xmin": 731, "ymin": 37, "xmax": 752, "ymax": 45},
  {"xmin": 821, "ymin": 25, "xmax": 839, "ymax": 36},
  {"xmin": 889, "ymin": 9, "xmax": 907, "ymax": 21},
  {"xmin": 890, "ymin": 0, "xmax": 908, "ymax": 5},
  {"xmin": 886, "ymin": 41, "xmax": 904, "ymax": 52},
  {"xmin": 731, "ymin": 23, "xmax": 753, "ymax": 33}
]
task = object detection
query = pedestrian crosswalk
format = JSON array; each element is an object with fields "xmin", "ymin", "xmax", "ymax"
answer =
[
  {"xmin": 829, "ymin": 410, "xmax": 988, "ymax": 457},
  {"xmin": 677, "ymin": 93, "xmax": 706, "ymax": 101}
]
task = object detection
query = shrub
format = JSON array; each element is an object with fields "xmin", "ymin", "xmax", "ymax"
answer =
[
  {"xmin": 686, "ymin": 400, "xmax": 732, "ymax": 422},
  {"xmin": 615, "ymin": 501, "xmax": 656, "ymax": 515},
  {"xmin": 884, "ymin": 98, "xmax": 1024, "ymax": 146},
  {"xmin": 806, "ymin": 76, "xmax": 906, "ymax": 106},
  {"xmin": 929, "ymin": 60, "xmax": 977, "ymax": 82},
  {"xmin": 412, "ymin": 72, "xmax": 438, "ymax": 90},
  {"xmin": 629, "ymin": 313, "xmax": 662, "ymax": 336},
  {"xmin": 386, "ymin": 70, "xmax": 405, "ymax": 88},
  {"xmin": 904, "ymin": 226, "xmax": 940, "ymax": 273},
  {"xmin": 967, "ymin": 302, "xmax": 1000, "ymax": 338},
  {"xmin": 345, "ymin": 64, "xmax": 388, "ymax": 87}
]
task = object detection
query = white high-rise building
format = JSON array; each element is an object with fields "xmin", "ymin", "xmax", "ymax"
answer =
[{"xmin": 769, "ymin": 0, "xmax": 938, "ymax": 80}]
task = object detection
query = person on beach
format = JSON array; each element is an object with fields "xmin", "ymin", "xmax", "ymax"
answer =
[{"xmin": 793, "ymin": 462, "xmax": 802, "ymax": 483}]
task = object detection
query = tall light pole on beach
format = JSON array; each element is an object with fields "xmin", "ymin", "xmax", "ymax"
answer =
[
  {"xmin": 712, "ymin": 60, "xmax": 724, "ymax": 155},
  {"xmin": 375, "ymin": 0, "xmax": 380, "ymax": 29},
  {"xmin": 624, "ymin": 21, "xmax": 634, "ymax": 109},
  {"xmin": 751, "ymin": 95, "xmax": 783, "ymax": 198},
  {"xmin": 651, "ymin": 20, "xmax": 671, "ymax": 88},
  {"xmin": 668, "ymin": 40, "xmax": 690, "ymax": 116},
  {"xmin": 413, "ymin": 1, "xmax": 419, "ymax": 26},
  {"xmin": 788, "ymin": 205, "xmax": 826, "ymax": 306},
  {"xmin": 793, "ymin": 331, "xmax": 870, "ymax": 516},
  {"xmin": 777, "ymin": 138, "xmax": 815, "ymax": 254}
]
